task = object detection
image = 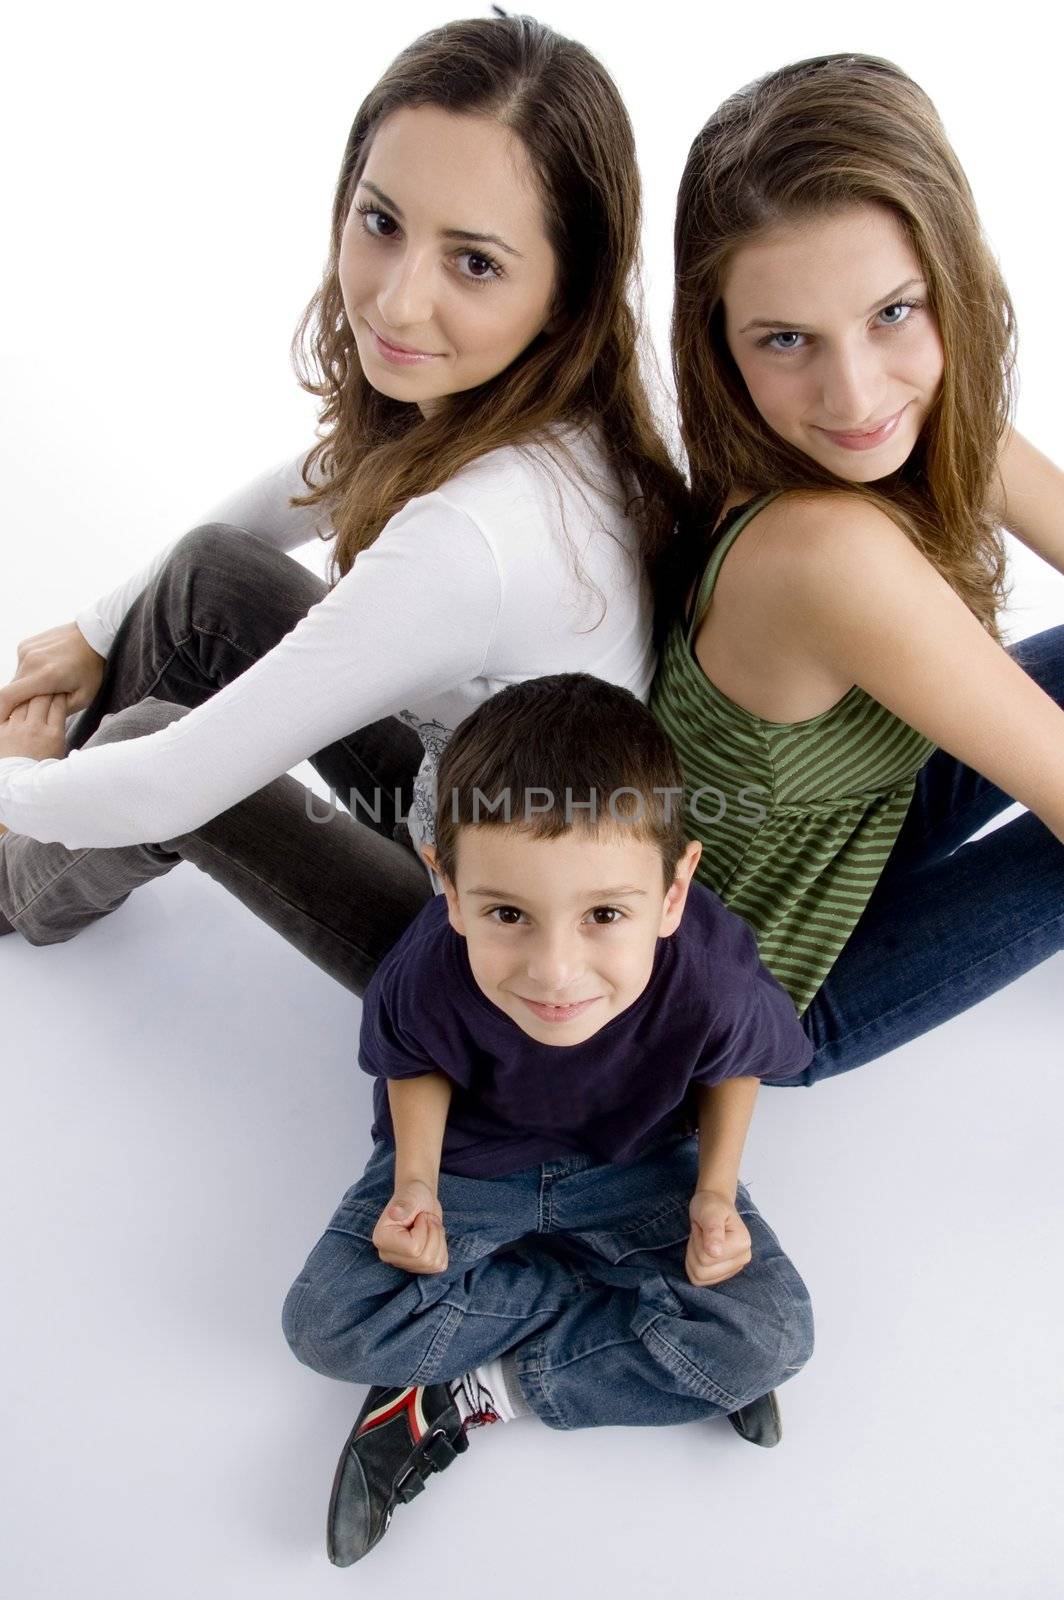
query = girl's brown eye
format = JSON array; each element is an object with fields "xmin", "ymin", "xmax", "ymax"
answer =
[
  {"xmin": 456, "ymin": 249, "xmax": 503, "ymax": 282},
  {"xmin": 356, "ymin": 204, "xmax": 398, "ymax": 238}
]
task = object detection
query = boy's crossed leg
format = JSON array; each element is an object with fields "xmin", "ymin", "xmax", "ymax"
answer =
[
  {"xmin": 283, "ymin": 1135, "xmax": 812, "ymax": 1423},
  {"xmin": 283, "ymin": 1136, "xmax": 813, "ymax": 1564}
]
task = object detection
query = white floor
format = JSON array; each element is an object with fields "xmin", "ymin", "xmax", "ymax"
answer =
[{"xmin": 1, "ymin": 857, "xmax": 1060, "ymax": 1600}]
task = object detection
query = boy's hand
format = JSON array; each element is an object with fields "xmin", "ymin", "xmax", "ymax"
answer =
[
  {"xmin": 0, "ymin": 694, "xmax": 69, "ymax": 762},
  {"xmin": 686, "ymin": 1189, "xmax": 752, "ymax": 1287},
  {"xmin": 372, "ymin": 1179, "xmax": 449, "ymax": 1276}
]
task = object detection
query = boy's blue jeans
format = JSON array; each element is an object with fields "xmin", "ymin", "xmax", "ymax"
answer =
[{"xmin": 282, "ymin": 1133, "xmax": 814, "ymax": 1431}]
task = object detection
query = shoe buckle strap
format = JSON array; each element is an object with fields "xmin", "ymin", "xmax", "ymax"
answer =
[
  {"xmin": 395, "ymin": 1466, "xmax": 427, "ymax": 1505},
  {"xmin": 421, "ymin": 1428, "xmax": 462, "ymax": 1473},
  {"xmin": 394, "ymin": 1428, "xmax": 461, "ymax": 1505}
]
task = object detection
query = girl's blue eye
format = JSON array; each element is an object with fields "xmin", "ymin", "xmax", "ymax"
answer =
[
  {"xmin": 759, "ymin": 299, "xmax": 923, "ymax": 354},
  {"xmin": 765, "ymin": 330, "xmax": 805, "ymax": 352},
  {"xmin": 877, "ymin": 299, "xmax": 920, "ymax": 326}
]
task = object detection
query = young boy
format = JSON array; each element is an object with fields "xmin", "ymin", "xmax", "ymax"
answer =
[{"xmin": 283, "ymin": 673, "xmax": 814, "ymax": 1567}]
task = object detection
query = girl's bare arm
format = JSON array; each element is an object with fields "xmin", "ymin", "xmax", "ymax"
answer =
[
  {"xmin": 751, "ymin": 494, "xmax": 1064, "ymax": 842},
  {"xmin": 995, "ymin": 430, "xmax": 1064, "ymax": 575}
]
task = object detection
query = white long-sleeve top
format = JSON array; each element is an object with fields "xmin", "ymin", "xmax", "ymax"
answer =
[
  {"xmin": 70, "ymin": 455, "xmax": 334, "ymax": 658},
  {"xmin": 0, "ymin": 425, "xmax": 656, "ymax": 850}
]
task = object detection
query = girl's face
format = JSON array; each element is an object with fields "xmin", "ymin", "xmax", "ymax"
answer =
[
  {"xmin": 340, "ymin": 105, "xmax": 558, "ymax": 415},
  {"xmin": 722, "ymin": 203, "xmax": 944, "ymax": 482}
]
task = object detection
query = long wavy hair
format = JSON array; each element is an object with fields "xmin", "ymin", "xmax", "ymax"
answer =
[
  {"xmin": 668, "ymin": 53, "xmax": 1016, "ymax": 638},
  {"xmin": 288, "ymin": 11, "xmax": 686, "ymax": 590}
]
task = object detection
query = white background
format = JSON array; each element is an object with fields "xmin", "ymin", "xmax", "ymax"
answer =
[{"xmin": 1, "ymin": 3, "xmax": 1061, "ymax": 1597}]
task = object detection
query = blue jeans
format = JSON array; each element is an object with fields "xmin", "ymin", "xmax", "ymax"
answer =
[
  {"xmin": 282, "ymin": 1134, "xmax": 814, "ymax": 1431},
  {"xmin": 796, "ymin": 624, "xmax": 1064, "ymax": 1085}
]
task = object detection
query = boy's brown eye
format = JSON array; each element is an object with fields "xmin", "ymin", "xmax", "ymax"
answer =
[{"xmin": 589, "ymin": 907, "xmax": 621, "ymax": 925}]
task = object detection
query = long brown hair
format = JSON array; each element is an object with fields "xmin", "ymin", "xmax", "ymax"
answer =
[
  {"xmin": 289, "ymin": 12, "xmax": 686, "ymax": 589},
  {"xmin": 669, "ymin": 53, "xmax": 1016, "ymax": 637}
]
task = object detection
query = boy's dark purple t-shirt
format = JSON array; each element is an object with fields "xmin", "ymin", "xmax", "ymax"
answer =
[{"xmin": 360, "ymin": 883, "xmax": 812, "ymax": 1178}]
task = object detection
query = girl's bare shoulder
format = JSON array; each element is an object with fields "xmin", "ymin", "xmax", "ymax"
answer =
[
  {"xmin": 725, "ymin": 489, "xmax": 918, "ymax": 596},
  {"xmin": 693, "ymin": 489, "xmax": 925, "ymax": 722}
]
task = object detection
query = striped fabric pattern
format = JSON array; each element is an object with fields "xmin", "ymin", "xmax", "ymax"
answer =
[{"xmin": 650, "ymin": 493, "xmax": 935, "ymax": 1013}]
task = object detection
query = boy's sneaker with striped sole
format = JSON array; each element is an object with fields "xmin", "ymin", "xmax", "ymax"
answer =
[{"xmin": 327, "ymin": 1382, "xmax": 483, "ymax": 1566}]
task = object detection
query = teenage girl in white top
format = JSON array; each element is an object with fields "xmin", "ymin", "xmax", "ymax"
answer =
[{"xmin": 0, "ymin": 15, "xmax": 684, "ymax": 991}]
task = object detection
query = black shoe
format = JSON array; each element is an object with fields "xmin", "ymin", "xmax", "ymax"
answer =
[
  {"xmin": 326, "ymin": 1383, "xmax": 469, "ymax": 1566},
  {"xmin": 727, "ymin": 1389, "xmax": 782, "ymax": 1447}
]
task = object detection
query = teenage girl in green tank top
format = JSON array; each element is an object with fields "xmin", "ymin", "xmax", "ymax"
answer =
[{"xmin": 651, "ymin": 53, "xmax": 1064, "ymax": 1084}]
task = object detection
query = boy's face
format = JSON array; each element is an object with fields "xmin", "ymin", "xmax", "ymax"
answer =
[{"xmin": 424, "ymin": 827, "xmax": 702, "ymax": 1047}]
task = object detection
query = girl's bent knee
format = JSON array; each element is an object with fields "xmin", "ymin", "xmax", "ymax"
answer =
[{"xmin": 172, "ymin": 522, "xmax": 248, "ymax": 570}]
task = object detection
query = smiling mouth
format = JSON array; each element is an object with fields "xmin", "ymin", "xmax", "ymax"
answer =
[
  {"xmin": 516, "ymin": 995, "xmax": 601, "ymax": 1022},
  {"xmin": 365, "ymin": 321, "xmax": 441, "ymax": 360},
  {"xmin": 814, "ymin": 405, "xmax": 908, "ymax": 446}
]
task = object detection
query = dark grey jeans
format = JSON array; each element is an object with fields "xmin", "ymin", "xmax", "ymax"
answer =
[{"xmin": 0, "ymin": 524, "xmax": 433, "ymax": 994}]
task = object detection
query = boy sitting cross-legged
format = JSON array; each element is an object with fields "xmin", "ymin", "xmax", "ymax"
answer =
[{"xmin": 282, "ymin": 672, "xmax": 814, "ymax": 1567}]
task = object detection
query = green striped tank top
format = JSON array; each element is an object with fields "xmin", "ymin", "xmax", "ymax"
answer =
[{"xmin": 650, "ymin": 492, "xmax": 935, "ymax": 1013}]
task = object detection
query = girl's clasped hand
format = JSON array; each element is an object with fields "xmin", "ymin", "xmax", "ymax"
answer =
[
  {"xmin": 0, "ymin": 693, "xmax": 69, "ymax": 764},
  {"xmin": 0, "ymin": 621, "xmax": 106, "ymax": 723},
  {"xmin": 0, "ymin": 621, "xmax": 104, "ymax": 766}
]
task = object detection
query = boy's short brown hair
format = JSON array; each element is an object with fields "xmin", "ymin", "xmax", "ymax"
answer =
[{"xmin": 433, "ymin": 673, "xmax": 688, "ymax": 887}]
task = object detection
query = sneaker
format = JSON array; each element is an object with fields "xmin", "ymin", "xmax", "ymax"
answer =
[
  {"xmin": 727, "ymin": 1389, "xmax": 782, "ymax": 1447},
  {"xmin": 326, "ymin": 1382, "xmax": 470, "ymax": 1566}
]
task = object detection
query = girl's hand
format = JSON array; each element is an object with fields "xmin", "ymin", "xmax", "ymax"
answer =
[
  {"xmin": 0, "ymin": 694, "xmax": 70, "ymax": 762},
  {"xmin": 372, "ymin": 1179, "xmax": 449, "ymax": 1275},
  {"xmin": 686, "ymin": 1189, "xmax": 752, "ymax": 1287},
  {"xmin": 0, "ymin": 622, "xmax": 105, "ymax": 721}
]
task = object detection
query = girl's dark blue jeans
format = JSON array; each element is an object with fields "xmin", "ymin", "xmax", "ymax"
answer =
[{"xmin": 797, "ymin": 624, "xmax": 1064, "ymax": 1085}]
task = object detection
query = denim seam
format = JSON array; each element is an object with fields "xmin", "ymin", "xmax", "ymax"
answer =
[
  {"xmin": 516, "ymin": 1322, "xmax": 739, "ymax": 1422},
  {"xmin": 133, "ymin": 630, "xmax": 218, "ymax": 703},
  {"xmin": 639, "ymin": 1317, "xmax": 741, "ymax": 1410},
  {"xmin": 813, "ymin": 910, "xmax": 1064, "ymax": 1055},
  {"xmin": 512, "ymin": 1344, "xmax": 568, "ymax": 1428},
  {"xmin": 410, "ymin": 1302, "xmax": 465, "ymax": 1385},
  {"xmin": 6, "ymin": 845, "xmax": 112, "ymax": 921},
  {"xmin": 537, "ymin": 1172, "xmax": 555, "ymax": 1234}
]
